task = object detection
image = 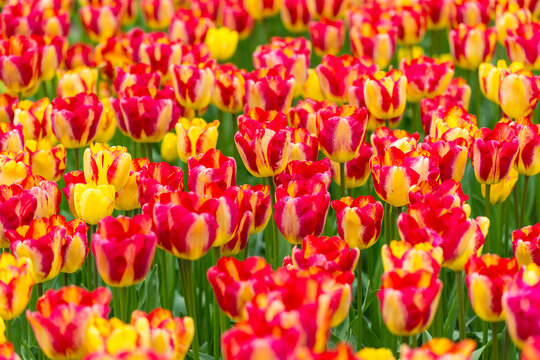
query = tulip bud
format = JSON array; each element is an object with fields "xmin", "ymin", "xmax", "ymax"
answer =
[
  {"xmin": 449, "ymin": 24, "xmax": 497, "ymax": 70},
  {"xmin": 205, "ymin": 27, "xmax": 239, "ymax": 61},
  {"xmin": 73, "ymin": 184, "xmax": 115, "ymax": 225},
  {"xmin": 0, "ymin": 253, "xmax": 34, "ymax": 320},
  {"xmin": 83, "ymin": 143, "xmax": 132, "ymax": 192},
  {"xmin": 175, "ymin": 117, "xmax": 220, "ymax": 163},
  {"xmin": 170, "ymin": 62, "xmax": 215, "ymax": 111}
]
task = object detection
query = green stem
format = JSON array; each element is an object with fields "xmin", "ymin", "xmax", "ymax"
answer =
[
  {"xmin": 483, "ymin": 321, "xmax": 488, "ymax": 346},
  {"xmin": 5, "ymin": 320, "xmax": 10, "ymax": 343},
  {"xmin": 485, "ymin": 184, "xmax": 491, "ymax": 252},
  {"xmin": 74, "ymin": 147, "xmax": 80, "ymax": 171},
  {"xmin": 402, "ymin": 336, "xmax": 410, "ymax": 347},
  {"xmin": 159, "ymin": 249, "xmax": 169, "ymax": 309},
  {"xmin": 267, "ymin": 177, "xmax": 279, "ymax": 269},
  {"xmin": 339, "ymin": 162, "xmax": 346, "ymax": 199},
  {"xmin": 503, "ymin": 328, "xmax": 510, "ymax": 360},
  {"xmin": 178, "ymin": 258, "xmax": 200, "ymax": 360},
  {"xmin": 513, "ymin": 188, "xmax": 520, "ymax": 230},
  {"xmin": 384, "ymin": 203, "xmax": 393, "ymax": 245},
  {"xmin": 212, "ymin": 248, "xmax": 221, "ymax": 358},
  {"xmin": 261, "ymin": 18, "xmax": 269, "ymax": 44},
  {"xmin": 120, "ymin": 286, "xmax": 127, "ymax": 322},
  {"xmin": 146, "ymin": 143, "xmax": 153, "ymax": 162},
  {"xmin": 492, "ymin": 322, "xmax": 499, "ymax": 360},
  {"xmin": 63, "ymin": 272, "xmax": 69, "ymax": 287},
  {"xmin": 411, "ymin": 334, "xmax": 417, "ymax": 348},
  {"xmin": 456, "ymin": 271, "xmax": 466, "ymax": 340},
  {"xmin": 519, "ymin": 176, "xmax": 529, "ymax": 228},
  {"xmin": 356, "ymin": 252, "xmax": 363, "ymax": 348}
]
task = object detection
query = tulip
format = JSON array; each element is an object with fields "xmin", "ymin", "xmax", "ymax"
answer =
[
  {"xmin": 20, "ymin": 175, "xmax": 61, "ymax": 220},
  {"xmin": 502, "ymin": 265, "xmax": 540, "ymax": 348},
  {"xmin": 115, "ymin": 158, "xmax": 149, "ymax": 211},
  {"xmin": 498, "ymin": 67, "xmax": 539, "ymax": 119},
  {"xmin": 220, "ymin": 209, "xmax": 253, "ymax": 256},
  {"xmin": 60, "ymin": 218, "xmax": 89, "ymax": 274},
  {"xmin": 212, "ymin": 64, "xmax": 246, "ymax": 114},
  {"xmin": 83, "ymin": 143, "xmax": 132, "ymax": 192},
  {"xmin": 465, "ymin": 254, "xmax": 518, "ymax": 322},
  {"xmin": 0, "ymin": 253, "xmax": 34, "ymax": 320},
  {"xmin": 137, "ymin": 162, "xmax": 184, "ymax": 206},
  {"xmin": 471, "ymin": 122, "xmax": 520, "ymax": 184},
  {"xmin": 113, "ymin": 85, "xmax": 181, "ymax": 144},
  {"xmin": 0, "ymin": 123, "xmax": 23, "ymax": 153},
  {"xmin": 316, "ymin": 105, "xmax": 368, "ymax": 163},
  {"xmin": 170, "ymin": 62, "xmax": 215, "ymax": 111},
  {"xmin": 370, "ymin": 127, "xmax": 420, "ymax": 156},
  {"xmin": 379, "ymin": 269, "xmax": 442, "ymax": 336},
  {"xmin": 207, "ymin": 256, "xmax": 273, "ymax": 321},
  {"xmin": 175, "ymin": 117, "xmax": 220, "ymax": 163},
  {"xmin": 316, "ymin": 54, "xmax": 377, "ymax": 104},
  {"xmin": 418, "ymin": 137, "xmax": 469, "ymax": 182},
  {"xmin": 139, "ymin": 41, "xmax": 182, "ymax": 76},
  {"xmin": 400, "ymin": 338, "xmax": 476, "ymax": 359},
  {"xmin": 478, "ymin": 60, "xmax": 512, "ymax": 104},
  {"xmin": 243, "ymin": 0, "xmax": 280, "ymax": 20},
  {"xmin": 350, "ymin": 24, "xmax": 396, "ymax": 70},
  {"xmin": 235, "ymin": 112, "xmax": 291, "ymax": 177},
  {"xmin": 33, "ymin": 35, "xmax": 66, "ymax": 82},
  {"xmin": 0, "ymin": 153, "xmax": 30, "ymax": 185},
  {"xmin": 113, "ymin": 64, "xmax": 161, "ymax": 94},
  {"xmin": 221, "ymin": 0, "xmax": 254, "ymax": 40},
  {"xmin": 357, "ymin": 347, "xmax": 396, "ymax": 360},
  {"xmin": 26, "ymin": 286, "xmax": 111, "ymax": 360},
  {"xmin": 481, "ymin": 168, "xmax": 518, "ymax": 205},
  {"xmin": 238, "ymin": 184, "xmax": 272, "ymax": 234},
  {"xmin": 79, "ymin": 5, "xmax": 121, "ymax": 42},
  {"xmin": 288, "ymin": 98, "xmax": 332, "ymax": 136},
  {"xmin": 449, "ymin": 24, "xmax": 497, "ymax": 70},
  {"xmin": 370, "ymin": 147, "xmax": 440, "ymax": 207},
  {"xmin": 363, "ymin": 70, "xmax": 407, "ymax": 120},
  {"xmin": 94, "ymin": 39, "xmax": 133, "ymax": 81},
  {"xmin": 0, "ymin": 35, "xmax": 39, "ymax": 96},
  {"xmin": 382, "ymin": 241, "xmax": 443, "ymax": 275},
  {"xmin": 146, "ymin": 191, "xmax": 219, "ymax": 260},
  {"xmin": 523, "ymin": 336, "xmax": 540, "ymax": 360},
  {"xmin": 280, "ymin": 0, "xmax": 311, "ymax": 33},
  {"xmin": 50, "ymin": 93, "xmax": 103, "ymax": 149},
  {"xmin": 205, "ymin": 27, "xmax": 239, "ymax": 61},
  {"xmin": 92, "ymin": 215, "xmax": 157, "ymax": 287},
  {"xmin": 400, "ymin": 56, "xmax": 455, "ymax": 102},
  {"xmin": 306, "ymin": 0, "xmax": 347, "ymax": 19},
  {"xmin": 8, "ymin": 217, "xmax": 64, "ymax": 283},
  {"xmin": 169, "ymin": 8, "xmax": 214, "ymax": 44},
  {"xmin": 309, "ymin": 18, "xmax": 345, "ymax": 56},
  {"xmin": 390, "ymin": 3, "xmax": 428, "ymax": 46},
  {"xmin": 330, "ymin": 142, "xmax": 373, "ymax": 189},
  {"xmin": 409, "ymin": 180, "xmax": 470, "ymax": 211},
  {"xmin": 23, "ymin": 140, "xmax": 65, "ymax": 182},
  {"xmin": 56, "ymin": 67, "xmax": 98, "ymax": 98},
  {"xmin": 187, "ymin": 148, "xmax": 236, "ymax": 195},
  {"xmin": 73, "ymin": 184, "xmax": 115, "ymax": 225},
  {"xmin": 0, "ymin": 94, "xmax": 17, "ymax": 123},
  {"xmin": 332, "ymin": 195, "xmax": 384, "ymax": 250},
  {"xmin": 274, "ymin": 179, "xmax": 331, "ymax": 245},
  {"xmin": 288, "ymin": 128, "xmax": 318, "ymax": 162},
  {"xmin": 65, "ymin": 44, "xmax": 95, "ymax": 70},
  {"xmin": 516, "ymin": 121, "xmax": 540, "ymax": 176},
  {"xmin": 505, "ymin": 22, "xmax": 540, "ymax": 71},
  {"xmin": 62, "ymin": 171, "xmax": 86, "ymax": 219},
  {"xmin": 245, "ymin": 65, "xmax": 296, "ymax": 112},
  {"xmin": 513, "ymin": 223, "xmax": 540, "ymax": 267},
  {"xmin": 0, "ymin": 184, "xmax": 38, "ymax": 248},
  {"xmin": 303, "ymin": 68, "xmax": 325, "ymax": 101},
  {"xmin": 448, "ymin": 0, "xmax": 490, "ymax": 28},
  {"xmin": 429, "ymin": 105, "xmax": 478, "ymax": 147},
  {"xmin": 275, "ymin": 159, "xmax": 331, "ymax": 188},
  {"xmin": 141, "ymin": 0, "xmax": 175, "ymax": 30}
]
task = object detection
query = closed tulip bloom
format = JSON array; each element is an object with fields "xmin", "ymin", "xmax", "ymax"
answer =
[
  {"xmin": 505, "ymin": 22, "xmax": 540, "ymax": 71},
  {"xmin": 147, "ymin": 191, "xmax": 219, "ymax": 260},
  {"xmin": 170, "ymin": 62, "xmax": 215, "ymax": 111},
  {"xmin": 515, "ymin": 121, "xmax": 540, "ymax": 176},
  {"xmin": 33, "ymin": 35, "xmax": 66, "ymax": 82},
  {"xmin": 465, "ymin": 254, "xmax": 518, "ymax": 322},
  {"xmin": 26, "ymin": 286, "xmax": 111, "ymax": 360},
  {"xmin": 0, "ymin": 35, "xmax": 39, "ymax": 96},
  {"xmin": 83, "ymin": 143, "xmax": 132, "ymax": 192},
  {"xmin": 19, "ymin": 175, "xmax": 61, "ymax": 220},
  {"xmin": 370, "ymin": 127, "xmax": 420, "ymax": 156},
  {"xmin": 141, "ymin": 0, "xmax": 174, "ymax": 29},
  {"xmin": 212, "ymin": 64, "xmax": 246, "ymax": 113},
  {"xmin": 448, "ymin": 0, "xmax": 490, "ymax": 28},
  {"xmin": 309, "ymin": 18, "xmax": 345, "ymax": 56},
  {"xmin": 390, "ymin": 3, "xmax": 428, "ymax": 46},
  {"xmin": 50, "ymin": 93, "xmax": 103, "ymax": 149},
  {"xmin": 115, "ymin": 158, "xmax": 149, "ymax": 211},
  {"xmin": 378, "ymin": 269, "xmax": 442, "ymax": 336},
  {"xmin": 221, "ymin": 209, "xmax": 253, "ymax": 256},
  {"xmin": 56, "ymin": 67, "xmax": 98, "ymax": 98},
  {"xmin": 382, "ymin": 241, "xmax": 443, "ymax": 275},
  {"xmin": 499, "ymin": 67, "xmax": 540, "ymax": 119},
  {"xmin": 363, "ymin": 70, "xmax": 407, "ymax": 120},
  {"xmin": 137, "ymin": 162, "xmax": 184, "ymax": 206},
  {"xmin": 332, "ymin": 195, "xmax": 384, "ymax": 250},
  {"xmin": 0, "ymin": 123, "xmax": 23, "ymax": 153},
  {"xmin": 235, "ymin": 112, "xmax": 291, "ymax": 177},
  {"xmin": 245, "ymin": 65, "xmax": 296, "ymax": 112},
  {"xmin": 113, "ymin": 64, "xmax": 161, "ymax": 94},
  {"xmin": 306, "ymin": 0, "xmax": 347, "ymax": 19},
  {"xmin": 430, "ymin": 105, "xmax": 478, "ymax": 148},
  {"xmin": 243, "ymin": 0, "xmax": 280, "ymax": 20},
  {"xmin": 0, "ymin": 184, "xmax": 38, "ymax": 248},
  {"xmin": 418, "ymin": 137, "xmax": 469, "ymax": 182},
  {"xmin": 169, "ymin": 8, "xmax": 214, "ymax": 44},
  {"xmin": 60, "ymin": 218, "xmax": 89, "ymax": 274},
  {"xmin": 479, "ymin": 60, "xmax": 512, "ymax": 104},
  {"xmin": 449, "ymin": 24, "xmax": 497, "ymax": 70},
  {"xmin": 0, "ymin": 94, "xmax": 17, "ymax": 123},
  {"xmin": 24, "ymin": 139, "xmax": 66, "ymax": 182},
  {"xmin": 274, "ymin": 179, "xmax": 331, "ymax": 245},
  {"xmin": 73, "ymin": 184, "xmax": 115, "ymax": 225},
  {"xmin": 187, "ymin": 148, "xmax": 236, "ymax": 195},
  {"xmin": 317, "ymin": 54, "xmax": 378, "ymax": 104},
  {"xmin": 0, "ymin": 253, "xmax": 34, "ymax": 320},
  {"xmin": 207, "ymin": 256, "xmax": 273, "ymax": 321},
  {"xmin": 8, "ymin": 217, "xmax": 63, "ymax": 283},
  {"xmin": 370, "ymin": 147, "xmax": 440, "ymax": 207},
  {"xmin": 288, "ymin": 128, "xmax": 318, "ymax": 162},
  {"xmin": 288, "ymin": 98, "xmax": 333, "ymax": 136},
  {"xmin": 280, "ymin": 0, "xmax": 311, "ymax": 33},
  {"xmin": 481, "ymin": 168, "xmax": 518, "ymax": 205},
  {"xmin": 400, "ymin": 56, "xmax": 455, "ymax": 103},
  {"xmin": 138, "ymin": 41, "xmax": 182, "ymax": 76},
  {"xmin": 471, "ymin": 122, "xmax": 520, "ymax": 184},
  {"xmin": 303, "ymin": 68, "xmax": 325, "ymax": 101},
  {"xmin": 238, "ymin": 184, "xmax": 272, "ymax": 234},
  {"xmin": 275, "ymin": 159, "xmax": 332, "ymax": 189},
  {"xmin": 513, "ymin": 223, "xmax": 540, "ymax": 267},
  {"xmin": 65, "ymin": 43, "xmax": 94, "ymax": 70},
  {"xmin": 62, "ymin": 171, "xmax": 86, "ymax": 219},
  {"xmin": 502, "ymin": 265, "xmax": 540, "ymax": 348},
  {"xmin": 350, "ymin": 23, "xmax": 396, "ymax": 70},
  {"xmin": 205, "ymin": 27, "xmax": 239, "ymax": 61},
  {"xmin": 202, "ymin": 184, "xmax": 242, "ymax": 247},
  {"xmin": 409, "ymin": 179, "xmax": 470, "ymax": 211},
  {"xmin": 113, "ymin": 85, "xmax": 181, "ymax": 143},
  {"xmin": 330, "ymin": 142, "xmax": 373, "ymax": 189},
  {"xmin": 79, "ymin": 5, "xmax": 121, "ymax": 42},
  {"xmin": 175, "ymin": 117, "xmax": 220, "ymax": 163},
  {"xmin": 92, "ymin": 215, "xmax": 157, "ymax": 287},
  {"xmin": 317, "ymin": 105, "xmax": 369, "ymax": 163},
  {"xmin": 400, "ymin": 338, "xmax": 476, "ymax": 360}
]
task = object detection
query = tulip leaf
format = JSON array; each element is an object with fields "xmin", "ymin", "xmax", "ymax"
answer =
[
  {"xmin": 21, "ymin": 342, "xmax": 37, "ymax": 360},
  {"xmin": 443, "ymin": 286, "xmax": 458, "ymax": 338},
  {"xmin": 137, "ymin": 265, "xmax": 160, "ymax": 312}
]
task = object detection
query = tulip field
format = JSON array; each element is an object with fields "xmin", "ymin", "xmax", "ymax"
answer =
[{"xmin": 1, "ymin": 0, "xmax": 540, "ymax": 359}]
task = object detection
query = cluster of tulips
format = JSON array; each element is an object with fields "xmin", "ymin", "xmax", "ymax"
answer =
[{"xmin": 0, "ymin": 0, "xmax": 539, "ymax": 358}]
